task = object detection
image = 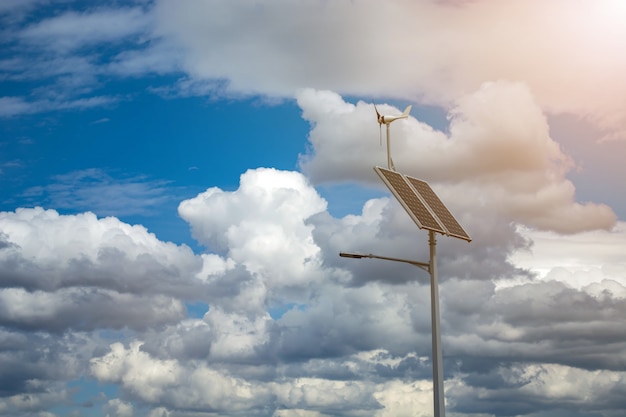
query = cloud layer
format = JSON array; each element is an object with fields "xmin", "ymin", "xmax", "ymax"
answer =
[
  {"xmin": 3, "ymin": 0, "xmax": 626, "ymax": 142},
  {"xmin": 4, "ymin": 160, "xmax": 624, "ymax": 416},
  {"xmin": 0, "ymin": 162, "xmax": 624, "ymax": 416},
  {"xmin": 154, "ymin": 0, "xmax": 626, "ymax": 139},
  {"xmin": 0, "ymin": 207, "xmax": 202, "ymax": 332}
]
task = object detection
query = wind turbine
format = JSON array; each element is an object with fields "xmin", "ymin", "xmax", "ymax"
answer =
[{"xmin": 375, "ymin": 104, "xmax": 412, "ymax": 171}]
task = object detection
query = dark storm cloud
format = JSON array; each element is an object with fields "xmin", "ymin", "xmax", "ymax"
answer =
[{"xmin": 440, "ymin": 278, "xmax": 626, "ymax": 373}]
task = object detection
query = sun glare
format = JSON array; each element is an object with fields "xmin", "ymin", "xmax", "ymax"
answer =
[{"xmin": 587, "ymin": 0, "xmax": 626, "ymax": 29}]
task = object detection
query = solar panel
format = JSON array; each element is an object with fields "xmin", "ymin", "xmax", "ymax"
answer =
[
  {"xmin": 405, "ymin": 176, "xmax": 471, "ymax": 242},
  {"xmin": 375, "ymin": 167, "xmax": 446, "ymax": 234},
  {"xmin": 374, "ymin": 167, "xmax": 471, "ymax": 242}
]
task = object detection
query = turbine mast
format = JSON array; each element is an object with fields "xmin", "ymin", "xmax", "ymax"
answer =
[{"xmin": 386, "ymin": 123, "xmax": 393, "ymax": 170}]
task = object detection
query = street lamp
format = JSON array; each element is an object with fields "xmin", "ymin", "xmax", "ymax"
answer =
[
  {"xmin": 339, "ymin": 229, "xmax": 445, "ymax": 417},
  {"xmin": 340, "ymin": 166, "xmax": 471, "ymax": 417},
  {"xmin": 339, "ymin": 251, "xmax": 429, "ymax": 271}
]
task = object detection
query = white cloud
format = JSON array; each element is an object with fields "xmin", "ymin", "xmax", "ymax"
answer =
[
  {"xmin": 0, "ymin": 94, "xmax": 119, "ymax": 119},
  {"xmin": 4, "ymin": 0, "xmax": 626, "ymax": 143},
  {"xmin": 0, "ymin": 287, "xmax": 186, "ymax": 332},
  {"xmin": 21, "ymin": 169, "xmax": 176, "ymax": 217},
  {"xmin": 92, "ymin": 342, "xmax": 182, "ymax": 403},
  {"xmin": 507, "ymin": 221, "xmax": 626, "ymax": 303},
  {"xmin": 204, "ymin": 307, "xmax": 271, "ymax": 361},
  {"xmin": 107, "ymin": 40, "xmax": 183, "ymax": 77},
  {"xmin": 0, "ymin": 207, "xmax": 204, "ymax": 331},
  {"xmin": 0, "ymin": 96, "xmax": 35, "ymax": 117},
  {"xmin": 511, "ymin": 222, "xmax": 626, "ymax": 283},
  {"xmin": 91, "ymin": 340, "xmax": 274, "ymax": 412},
  {"xmin": 297, "ymin": 86, "xmax": 616, "ymax": 233},
  {"xmin": 179, "ymin": 168, "xmax": 328, "ymax": 294},
  {"xmin": 155, "ymin": 0, "xmax": 626, "ymax": 139},
  {"xmin": 0, "ymin": 0, "xmax": 45, "ymax": 23},
  {"xmin": 19, "ymin": 7, "xmax": 151, "ymax": 52},
  {"xmin": 0, "ymin": 100, "xmax": 622, "ymax": 416},
  {"xmin": 5, "ymin": 0, "xmax": 626, "ymax": 143},
  {"xmin": 448, "ymin": 363, "xmax": 626, "ymax": 416},
  {"xmin": 92, "ymin": 338, "xmax": 437, "ymax": 416},
  {"xmin": 0, "ymin": 161, "xmax": 609, "ymax": 416},
  {"xmin": 0, "ymin": 6, "xmax": 151, "ymax": 117},
  {"xmin": 372, "ymin": 380, "xmax": 433, "ymax": 417},
  {"xmin": 105, "ymin": 398, "xmax": 133, "ymax": 417}
]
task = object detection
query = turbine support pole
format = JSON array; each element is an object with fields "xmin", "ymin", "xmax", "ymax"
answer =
[{"xmin": 386, "ymin": 123, "xmax": 392, "ymax": 171}]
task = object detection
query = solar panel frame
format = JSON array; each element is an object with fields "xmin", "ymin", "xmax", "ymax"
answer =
[{"xmin": 374, "ymin": 166, "xmax": 472, "ymax": 242}]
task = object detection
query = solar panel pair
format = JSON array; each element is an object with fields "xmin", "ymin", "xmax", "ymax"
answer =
[{"xmin": 374, "ymin": 167, "xmax": 471, "ymax": 242}]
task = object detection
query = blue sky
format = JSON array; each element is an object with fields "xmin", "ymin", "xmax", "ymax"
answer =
[
  {"xmin": 1, "ymin": 90, "xmax": 312, "ymax": 247},
  {"xmin": 1, "ymin": 1, "xmax": 626, "ymax": 417}
]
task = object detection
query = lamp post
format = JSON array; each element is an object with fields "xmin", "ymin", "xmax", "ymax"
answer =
[{"xmin": 339, "ymin": 228, "xmax": 446, "ymax": 417}]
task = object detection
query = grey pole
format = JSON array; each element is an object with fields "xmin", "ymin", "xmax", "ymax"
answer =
[
  {"xmin": 429, "ymin": 230, "xmax": 445, "ymax": 417},
  {"xmin": 386, "ymin": 123, "xmax": 392, "ymax": 170}
]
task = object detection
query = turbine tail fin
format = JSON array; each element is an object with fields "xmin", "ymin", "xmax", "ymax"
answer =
[
  {"xmin": 402, "ymin": 105, "xmax": 412, "ymax": 117},
  {"xmin": 375, "ymin": 104, "xmax": 382, "ymax": 145}
]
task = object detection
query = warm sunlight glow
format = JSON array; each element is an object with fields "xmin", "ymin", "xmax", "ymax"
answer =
[{"xmin": 571, "ymin": 0, "xmax": 626, "ymax": 38}]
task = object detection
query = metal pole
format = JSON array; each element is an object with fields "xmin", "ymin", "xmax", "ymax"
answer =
[
  {"xmin": 429, "ymin": 230, "xmax": 445, "ymax": 417},
  {"xmin": 386, "ymin": 123, "xmax": 392, "ymax": 170}
]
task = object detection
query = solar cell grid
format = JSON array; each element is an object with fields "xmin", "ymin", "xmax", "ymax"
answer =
[
  {"xmin": 375, "ymin": 167, "xmax": 446, "ymax": 234},
  {"xmin": 374, "ymin": 167, "xmax": 471, "ymax": 242},
  {"xmin": 405, "ymin": 176, "xmax": 471, "ymax": 241}
]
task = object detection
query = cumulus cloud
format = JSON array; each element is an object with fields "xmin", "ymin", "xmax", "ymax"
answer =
[
  {"xmin": 104, "ymin": 399, "xmax": 134, "ymax": 417},
  {"xmin": 85, "ymin": 166, "xmax": 626, "ymax": 416},
  {"xmin": 179, "ymin": 168, "xmax": 328, "ymax": 308},
  {"xmin": 91, "ymin": 337, "xmax": 440, "ymax": 416},
  {"xmin": 449, "ymin": 363, "xmax": 626, "ymax": 416},
  {"xmin": 0, "ymin": 207, "xmax": 203, "ymax": 331},
  {"xmin": 0, "ymin": 327, "xmax": 103, "ymax": 417},
  {"xmin": 297, "ymin": 86, "xmax": 617, "ymax": 233},
  {"xmin": 511, "ymin": 222, "xmax": 626, "ymax": 286},
  {"xmin": 90, "ymin": 273, "xmax": 626, "ymax": 416}
]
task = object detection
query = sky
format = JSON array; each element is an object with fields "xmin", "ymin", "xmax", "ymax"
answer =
[{"xmin": 0, "ymin": 1, "xmax": 625, "ymax": 417}]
